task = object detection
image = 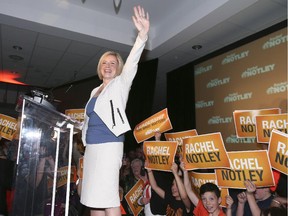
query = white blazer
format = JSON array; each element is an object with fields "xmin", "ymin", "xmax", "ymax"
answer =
[{"xmin": 82, "ymin": 35, "xmax": 147, "ymax": 146}]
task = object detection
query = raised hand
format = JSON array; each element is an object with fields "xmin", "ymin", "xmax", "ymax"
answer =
[
  {"xmin": 226, "ymin": 195, "xmax": 234, "ymax": 209},
  {"xmin": 237, "ymin": 191, "xmax": 247, "ymax": 204},
  {"xmin": 244, "ymin": 180, "xmax": 256, "ymax": 193},
  {"xmin": 132, "ymin": 5, "xmax": 150, "ymax": 40}
]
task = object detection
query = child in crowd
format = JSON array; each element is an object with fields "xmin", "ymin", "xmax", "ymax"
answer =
[
  {"xmin": 180, "ymin": 161, "xmax": 234, "ymax": 216},
  {"xmin": 147, "ymin": 162, "xmax": 192, "ymax": 215},
  {"xmin": 236, "ymin": 180, "xmax": 274, "ymax": 216}
]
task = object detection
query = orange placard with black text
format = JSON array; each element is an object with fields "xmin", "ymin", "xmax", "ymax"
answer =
[
  {"xmin": 256, "ymin": 113, "xmax": 288, "ymax": 143},
  {"xmin": 79, "ymin": 157, "xmax": 83, "ymax": 179},
  {"xmin": 133, "ymin": 108, "xmax": 173, "ymax": 143},
  {"xmin": 144, "ymin": 141, "xmax": 177, "ymax": 171},
  {"xmin": 182, "ymin": 132, "xmax": 230, "ymax": 170},
  {"xmin": 233, "ymin": 108, "xmax": 280, "ymax": 138},
  {"xmin": 164, "ymin": 129, "xmax": 198, "ymax": 155},
  {"xmin": 124, "ymin": 179, "xmax": 144, "ymax": 216},
  {"xmin": 47, "ymin": 166, "xmax": 77, "ymax": 189},
  {"xmin": 0, "ymin": 114, "xmax": 18, "ymax": 141},
  {"xmin": 189, "ymin": 171, "xmax": 229, "ymax": 207},
  {"xmin": 268, "ymin": 129, "xmax": 288, "ymax": 175},
  {"xmin": 216, "ymin": 150, "xmax": 274, "ymax": 189},
  {"xmin": 65, "ymin": 109, "xmax": 85, "ymax": 122}
]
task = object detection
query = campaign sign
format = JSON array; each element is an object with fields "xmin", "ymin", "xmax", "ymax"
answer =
[
  {"xmin": 47, "ymin": 165, "xmax": 77, "ymax": 189},
  {"xmin": 268, "ymin": 129, "xmax": 288, "ymax": 175},
  {"xmin": 233, "ymin": 108, "xmax": 280, "ymax": 138},
  {"xmin": 65, "ymin": 109, "xmax": 85, "ymax": 122},
  {"xmin": 0, "ymin": 114, "xmax": 18, "ymax": 141},
  {"xmin": 183, "ymin": 132, "xmax": 230, "ymax": 170},
  {"xmin": 144, "ymin": 141, "xmax": 178, "ymax": 171},
  {"xmin": 79, "ymin": 157, "xmax": 84, "ymax": 179},
  {"xmin": 164, "ymin": 129, "xmax": 198, "ymax": 154},
  {"xmin": 124, "ymin": 179, "xmax": 145, "ymax": 216},
  {"xmin": 216, "ymin": 150, "xmax": 274, "ymax": 189},
  {"xmin": 256, "ymin": 113, "xmax": 288, "ymax": 143},
  {"xmin": 133, "ymin": 108, "xmax": 173, "ymax": 143},
  {"xmin": 189, "ymin": 171, "xmax": 229, "ymax": 207}
]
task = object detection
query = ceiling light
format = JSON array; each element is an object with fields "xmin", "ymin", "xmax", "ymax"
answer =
[
  {"xmin": 113, "ymin": 0, "xmax": 122, "ymax": 13},
  {"xmin": 192, "ymin": 45, "xmax": 202, "ymax": 50},
  {"xmin": 13, "ymin": 45, "xmax": 23, "ymax": 51},
  {"xmin": 9, "ymin": 55, "xmax": 24, "ymax": 61}
]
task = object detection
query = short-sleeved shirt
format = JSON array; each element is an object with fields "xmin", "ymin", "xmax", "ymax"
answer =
[{"xmin": 193, "ymin": 200, "xmax": 225, "ymax": 216}]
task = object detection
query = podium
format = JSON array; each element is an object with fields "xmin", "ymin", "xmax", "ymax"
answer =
[{"xmin": 11, "ymin": 96, "xmax": 82, "ymax": 216}]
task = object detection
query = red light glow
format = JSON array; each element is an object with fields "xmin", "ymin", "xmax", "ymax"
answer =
[{"xmin": 0, "ymin": 70, "xmax": 27, "ymax": 85}]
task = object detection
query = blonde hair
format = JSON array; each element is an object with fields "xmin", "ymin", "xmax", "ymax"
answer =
[{"xmin": 97, "ymin": 51, "xmax": 124, "ymax": 80}]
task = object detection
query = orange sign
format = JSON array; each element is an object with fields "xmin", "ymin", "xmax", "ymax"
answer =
[
  {"xmin": 164, "ymin": 129, "xmax": 198, "ymax": 155},
  {"xmin": 0, "ymin": 114, "xmax": 18, "ymax": 141},
  {"xmin": 79, "ymin": 157, "xmax": 84, "ymax": 179},
  {"xmin": 133, "ymin": 108, "xmax": 173, "ymax": 143},
  {"xmin": 124, "ymin": 179, "xmax": 145, "ymax": 216},
  {"xmin": 256, "ymin": 113, "xmax": 288, "ymax": 143},
  {"xmin": 57, "ymin": 166, "xmax": 77, "ymax": 188},
  {"xmin": 47, "ymin": 165, "xmax": 77, "ymax": 189},
  {"xmin": 65, "ymin": 109, "xmax": 85, "ymax": 122},
  {"xmin": 182, "ymin": 132, "xmax": 230, "ymax": 170},
  {"xmin": 144, "ymin": 141, "xmax": 178, "ymax": 171},
  {"xmin": 189, "ymin": 171, "xmax": 229, "ymax": 207},
  {"xmin": 268, "ymin": 129, "xmax": 288, "ymax": 175},
  {"xmin": 233, "ymin": 108, "xmax": 280, "ymax": 138},
  {"xmin": 216, "ymin": 150, "xmax": 274, "ymax": 189}
]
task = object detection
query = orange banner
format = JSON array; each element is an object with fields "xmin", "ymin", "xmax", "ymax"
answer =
[
  {"xmin": 189, "ymin": 171, "xmax": 229, "ymax": 207},
  {"xmin": 164, "ymin": 129, "xmax": 198, "ymax": 155},
  {"xmin": 0, "ymin": 114, "xmax": 18, "ymax": 141},
  {"xmin": 79, "ymin": 157, "xmax": 83, "ymax": 179},
  {"xmin": 65, "ymin": 108, "xmax": 85, "ymax": 122},
  {"xmin": 216, "ymin": 150, "xmax": 274, "ymax": 189},
  {"xmin": 233, "ymin": 108, "xmax": 280, "ymax": 138},
  {"xmin": 182, "ymin": 132, "xmax": 230, "ymax": 170},
  {"xmin": 133, "ymin": 108, "xmax": 173, "ymax": 143},
  {"xmin": 268, "ymin": 129, "xmax": 288, "ymax": 175},
  {"xmin": 144, "ymin": 141, "xmax": 177, "ymax": 171},
  {"xmin": 256, "ymin": 113, "xmax": 288, "ymax": 143},
  {"xmin": 124, "ymin": 179, "xmax": 145, "ymax": 216}
]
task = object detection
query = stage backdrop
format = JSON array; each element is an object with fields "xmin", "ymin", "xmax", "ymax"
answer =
[{"xmin": 194, "ymin": 25, "xmax": 287, "ymax": 151}]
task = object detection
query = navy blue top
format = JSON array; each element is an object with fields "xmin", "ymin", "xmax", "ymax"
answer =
[{"xmin": 86, "ymin": 97, "xmax": 124, "ymax": 144}]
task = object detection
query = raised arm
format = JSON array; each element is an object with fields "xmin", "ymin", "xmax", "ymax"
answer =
[
  {"xmin": 225, "ymin": 195, "xmax": 234, "ymax": 216},
  {"xmin": 180, "ymin": 161, "xmax": 199, "ymax": 206},
  {"xmin": 244, "ymin": 180, "xmax": 262, "ymax": 216},
  {"xmin": 171, "ymin": 162, "xmax": 191, "ymax": 212},
  {"xmin": 120, "ymin": 5, "xmax": 150, "ymax": 88},
  {"xmin": 146, "ymin": 168, "xmax": 165, "ymax": 199},
  {"xmin": 236, "ymin": 191, "xmax": 247, "ymax": 216}
]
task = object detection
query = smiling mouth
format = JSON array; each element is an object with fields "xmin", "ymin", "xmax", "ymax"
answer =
[{"xmin": 206, "ymin": 207, "xmax": 214, "ymax": 212}]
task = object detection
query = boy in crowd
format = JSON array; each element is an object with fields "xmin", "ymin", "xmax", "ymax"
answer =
[{"xmin": 180, "ymin": 162, "xmax": 233, "ymax": 216}]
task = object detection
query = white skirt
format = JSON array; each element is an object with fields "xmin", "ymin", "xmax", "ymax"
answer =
[{"xmin": 80, "ymin": 142, "xmax": 123, "ymax": 208}]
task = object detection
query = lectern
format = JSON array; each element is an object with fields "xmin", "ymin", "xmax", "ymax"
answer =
[{"xmin": 11, "ymin": 96, "xmax": 82, "ymax": 216}]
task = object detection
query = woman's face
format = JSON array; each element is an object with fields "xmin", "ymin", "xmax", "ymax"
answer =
[
  {"xmin": 201, "ymin": 192, "xmax": 221, "ymax": 215},
  {"xmin": 131, "ymin": 161, "xmax": 142, "ymax": 177},
  {"xmin": 100, "ymin": 55, "xmax": 118, "ymax": 81}
]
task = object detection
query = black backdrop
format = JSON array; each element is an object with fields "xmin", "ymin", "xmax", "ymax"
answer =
[{"xmin": 167, "ymin": 62, "xmax": 196, "ymax": 132}]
